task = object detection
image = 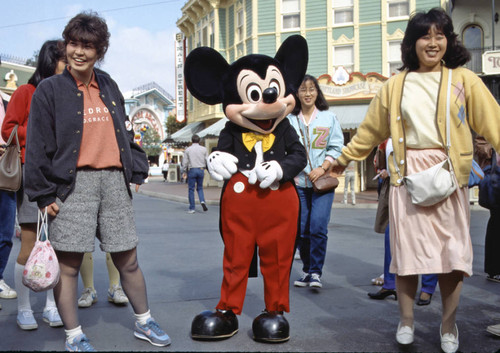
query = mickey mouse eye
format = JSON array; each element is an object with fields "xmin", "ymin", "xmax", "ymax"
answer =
[
  {"xmin": 246, "ymin": 84, "xmax": 262, "ymax": 103},
  {"xmin": 269, "ymin": 79, "xmax": 280, "ymax": 96}
]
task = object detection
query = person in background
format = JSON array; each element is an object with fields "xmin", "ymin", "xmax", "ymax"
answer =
[
  {"xmin": 182, "ymin": 134, "xmax": 208, "ymax": 214},
  {"xmin": 162, "ymin": 159, "xmax": 169, "ymax": 182},
  {"xmin": 2, "ymin": 39, "xmax": 66, "ymax": 330},
  {"xmin": 474, "ymin": 135, "xmax": 500, "ymax": 283},
  {"xmin": 0, "ymin": 91, "xmax": 17, "ymax": 308},
  {"xmin": 288, "ymin": 74, "xmax": 344, "ymax": 289},
  {"xmin": 77, "ymin": 252, "xmax": 129, "ymax": 308},
  {"xmin": 342, "ymin": 160, "xmax": 356, "ymax": 205},
  {"xmin": 368, "ymin": 139, "xmax": 438, "ymax": 304},
  {"xmin": 24, "ymin": 12, "xmax": 170, "ymax": 351},
  {"xmin": 331, "ymin": 8, "xmax": 500, "ymax": 353}
]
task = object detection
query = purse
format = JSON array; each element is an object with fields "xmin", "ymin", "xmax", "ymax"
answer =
[
  {"xmin": 296, "ymin": 117, "xmax": 338, "ymax": 193},
  {"xmin": 23, "ymin": 208, "xmax": 60, "ymax": 292},
  {"xmin": 478, "ymin": 151, "xmax": 500, "ymax": 209},
  {"xmin": 0, "ymin": 125, "xmax": 22, "ymax": 192},
  {"xmin": 394, "ymin": 68, "xmax": 456, "ymax": 207}
]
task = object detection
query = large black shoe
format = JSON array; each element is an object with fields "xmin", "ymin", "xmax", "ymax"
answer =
[
  {"xmin": 252, "ymin": 310, "xmax": 290, "ymax": 343},
  {"xmin": 416, "ymin": 292, "xmax": 432, "ymax": 306},
  {"xmin": 191, "ymin": 309, "xmax": 238, "ymax": 340},
  {"xmin": 367, "ymin": 288, "xmax": 397, "ymax": 300}
]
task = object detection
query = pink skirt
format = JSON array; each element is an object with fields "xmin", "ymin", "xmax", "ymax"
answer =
[{"xmin": 389, "ymin": 148, "xmax": 473, "ymax": 277}]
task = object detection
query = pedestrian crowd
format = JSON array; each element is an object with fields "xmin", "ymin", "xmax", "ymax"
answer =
[{"xmin": 0, "ymin": 7, "xmax": 499, "ymax": 353}]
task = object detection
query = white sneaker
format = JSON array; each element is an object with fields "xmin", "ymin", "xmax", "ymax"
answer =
[
  {"xmin": 108, "ymin": 285, "xmax": 129, "ymax": 305},
  {"xmin": 17, "ymin": 310, "xmax": 38, "ymax": 330},
  {"xmin": 43, "ymin": 307, "xmax": 63, "ymax": 327},
  {"xmin": 187, "ymin": 209, "xmax": 195, "ymax": 214},
  {"xmin": 78, "ymin": 287, "xmax": 97, "ymax": 308},
  {"xmin": 0, "ymin": 279, "xmax": 17, "ymax": 299}
]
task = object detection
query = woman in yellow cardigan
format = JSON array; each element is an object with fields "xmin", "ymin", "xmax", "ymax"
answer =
[{"xmin": 332, "ymin": 8, "xmax": 500, "ymax": 353}]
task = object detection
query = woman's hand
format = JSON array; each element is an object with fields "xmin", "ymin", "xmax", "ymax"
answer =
[
  {"xmin": 45, "ymin": 202, "xmax": 59, "ymax": 217},
  {"xmin": 308, "ymin": 167, "xmax": 326, "ymax": 183},
  {"xmin": 330, "ymin": 160, "xmax": 346, "ymax": 175}
]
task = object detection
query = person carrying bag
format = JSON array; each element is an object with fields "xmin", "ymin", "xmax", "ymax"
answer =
[{"xmin": 0, "ymin": 124, "xmax": 21, "ymax": 192}]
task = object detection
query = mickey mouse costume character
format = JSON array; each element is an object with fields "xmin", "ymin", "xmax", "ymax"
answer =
[{"xmin": 184, "ymin": 35, "xmax": 308, "ymax": 342}]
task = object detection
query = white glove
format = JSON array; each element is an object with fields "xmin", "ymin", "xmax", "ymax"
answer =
[
  {"xmin": 248, "ymin": 160, "xmax": 283, "ymax": 189},
  {"xmin": 206, "ymin": 151, "xmax": 239, "ymax": 181}
]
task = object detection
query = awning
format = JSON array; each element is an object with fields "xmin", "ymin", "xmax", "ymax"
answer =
[
  {"xmin": 166, "ymin": 121, "xmax": 205, "ymax": 142},
  {"xmin": 329, "ymin": 104, "xmax": 369, "ymax": 130},
  {"xmin": 198, "ymin": 118, "xmax": 229, "ymax": 138}
]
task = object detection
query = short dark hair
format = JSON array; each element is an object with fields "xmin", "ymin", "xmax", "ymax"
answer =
[
  {"xmin": 62, "ymin": 11, "xmax": 110, "ymax": 61},
  {"xmin": 400, "ymin": 8, "xmax": 470, "ymax": 71},
  {"xmin": 192, "ymin": 134, "xmax": 200, "ymax": 143},
  {"xmin": 291, "ymin": 74, "xmax": 329, "ymax": 115},
  {"xmin": 28, "ymin": 40, "xmax": 65, "ymax": 87}
]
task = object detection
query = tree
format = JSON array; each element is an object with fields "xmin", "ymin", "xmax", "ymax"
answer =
[
  {"xmin": 25, "ymin": 50, "xmax": 39, "ymax": 67},
  {"xmin": 165, "ymin": 114, "xmax": 186, "ymax": 136},
  {"xmin": 141, "ymin": 128, "xmax": 162, "ymax": 157}
]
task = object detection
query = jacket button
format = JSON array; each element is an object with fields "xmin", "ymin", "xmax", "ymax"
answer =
[
  {"xmin": 270, "ymin": 151, "xmax": 274, "ymax": 155},
  {"xmin": 66, "ymin": 186, "xmax": 70, "ymax": 189},
  {"xmin": 400, "ymin": 160, "xmax": 404, "ymax": 165},
  {"xmin": 69, "ymin": 170, "xmax": 73, "ymax": 174},
  {"xmin": 397, "ymin": 116, "xmax": 401, "ymax": 121},
  {"xmin": 73, "ymin": 150, "xmax": 77, "ymax": 153},
  {"xmin": 77, "ymin": 93, "xmax": 81, "ymax": 97},
  {"xmin": 76, "ymin": 130, "xmax": 80, "ymax": 134},
  {"xmin": 117, "ymin": 129, "xmax": 120, "ymax": 133},
  {"xmin": 77, "ymin": 111, "xmax": 82, "ymax": 115},
  {"xmin": 111, "ymin": 111, "xmax": 115, "ymax": 114},
  {"xmin": 397, "ymin": 178, "xmax": 402, "ymax": 183},
  {"xmin": 246, "ymin": 164, "xmax": 251, "ymax": 168},
  {"xmin": 399, "ymin": 137, "xmax": 403, "ymax": 143},
  {"xmin": 102, "ymin": 94, "xmax": 105, "ymax": 98},
  {"xmin": 121, "ymin": 148, "xmax": 124, "ymax": 152}
]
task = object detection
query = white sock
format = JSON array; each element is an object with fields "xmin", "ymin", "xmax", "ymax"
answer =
[
  {"xmin": 15, "ymin": 262, "xmax": 31, "ymax": 312},
  {"xmin": 134, "ymin": 310, "xmax": 151, "ymax": 325},
  {"xmin": 65, "ymin": 326, "xmax": 84, "ymax": 343},
  {"xmin": 45, "ymin": 289, "xmax": 57, "ymax": 310}
]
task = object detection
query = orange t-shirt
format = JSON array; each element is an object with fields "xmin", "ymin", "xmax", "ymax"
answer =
[{"xmin": 72, "ymin": 70, "xmax": 122, "ymax": 169}]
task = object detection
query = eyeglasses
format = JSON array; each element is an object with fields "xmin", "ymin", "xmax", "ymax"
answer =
[{"xmin": 298, "ymin": 87, "xmax": 316, "ymax": 94}]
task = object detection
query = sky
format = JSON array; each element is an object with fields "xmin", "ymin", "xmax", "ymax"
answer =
[{"xmin": 1, "ymin": 0, "xmax": 186, "ymax": 95}]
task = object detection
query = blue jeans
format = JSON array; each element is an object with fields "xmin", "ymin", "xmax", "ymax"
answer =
[
  {"xmin": 383, "ymin": 225, "xmax": 438, "ymax": 294},
  {"xmin": 297, "ymin": 187, "xmax": 334, "ymax": 276},
  {"xmin": 188, "ymin": 168, "xmax": 206, "ymax": 211},
  {"xmin": 0, "ymin": 190, "xmax": 16, "ymax": 280}
]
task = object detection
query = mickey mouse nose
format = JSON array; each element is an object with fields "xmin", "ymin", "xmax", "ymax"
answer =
[{"xmin": 262, "ymin": 87, "xmax": 278, "ymax": 104}]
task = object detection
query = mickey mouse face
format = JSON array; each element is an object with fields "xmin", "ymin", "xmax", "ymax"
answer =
[
  {"xmin": 225, "ymin": 66, "xmax": 295, "ymax": 133},
  {"xmin": 184, "ymin": 35, "xmax": 308, "ymax": 134}
]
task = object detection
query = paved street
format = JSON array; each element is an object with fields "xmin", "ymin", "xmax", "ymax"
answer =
[{"xmin": 0, "ymin": 180, "xmax": 499, "ymax": 352}]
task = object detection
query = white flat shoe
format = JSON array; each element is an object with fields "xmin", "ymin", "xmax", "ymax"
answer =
[
  {"xmin": 396, "ymin": 322, "xmax": 414, "ymax": 345},
  {"xmin": 440, "ymin": 324, "xmax": 459, "ymax": 353}
]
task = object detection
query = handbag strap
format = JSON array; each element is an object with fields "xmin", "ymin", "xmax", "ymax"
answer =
[
  {"xmin": 393, "ymin": 68, "xmax": 453, "ymax": 179},
  {"xmin": 295, "ymin": 116, "xmax": 315, "ymax": 170},
  {"xmin": 36, "ymin": 208, "xmax": 48, "ymax": 242},
  {"xmin": 5, "ymin": 125, "xmax": 20, "ymax": 150}
]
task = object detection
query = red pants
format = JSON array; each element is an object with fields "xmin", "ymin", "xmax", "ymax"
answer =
[{"xmin": 216, "ymin": 173, "xmax": 299, "ymax": 315}]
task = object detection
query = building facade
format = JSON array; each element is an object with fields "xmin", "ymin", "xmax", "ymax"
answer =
[{"xmin": 176, "ymin": 0, "xmax": 454, "ymax": 190}]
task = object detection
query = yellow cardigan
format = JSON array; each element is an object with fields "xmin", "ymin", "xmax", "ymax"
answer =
[{"xmin": 337, "ymin": 66, "xmax": 500, "ymax": 187}]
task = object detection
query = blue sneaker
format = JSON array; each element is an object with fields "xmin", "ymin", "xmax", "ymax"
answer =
[
  {"xmin": 65, "ymin": 334, "xmax": 96, "ymax": 352},
  {"xmin": 293, "ymin": 273, "xmax": 311, "ymax": 287},
  {"xmin": 134, "ymin": 318, "xmax": 171, "ymax": 347},
  {"xmin": 17, "ymin": 310, "xmax": 38, "ymax": 330}
]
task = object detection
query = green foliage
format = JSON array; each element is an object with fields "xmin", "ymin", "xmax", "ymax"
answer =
[
  {"xmin": 25, "ymin": 50, "xmax": 39, "ymax": 67},
  {"xmin": 165, "ymin": 114, "xmax": 186, "ymax": 136},
  {"xmin": 141, "ymin": 128, "xmax": 162, "ymax": 156}
]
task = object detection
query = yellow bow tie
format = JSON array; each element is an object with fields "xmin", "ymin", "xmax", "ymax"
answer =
[{"xmin": 242, "ymin": 132, "xmax": 275, "ymax": 152}]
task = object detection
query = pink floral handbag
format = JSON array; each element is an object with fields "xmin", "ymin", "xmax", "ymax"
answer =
[{"xmin": 23, "ymin": 208, "xmax": 60, "ymax": 292}]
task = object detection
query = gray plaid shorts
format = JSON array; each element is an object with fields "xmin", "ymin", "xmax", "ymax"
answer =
[{"xmin": 49, "ymin": 169, "xmax": 138, "ymax": 253}]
